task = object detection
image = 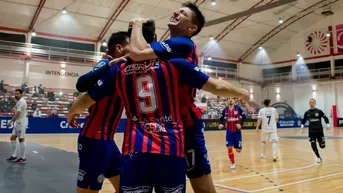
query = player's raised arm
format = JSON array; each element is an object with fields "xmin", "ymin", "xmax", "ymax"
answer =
[
  {"xmin": 170, "ymin": 58, "xmax": 249, "ymax": 99},
  {"xmin": 76, "ymin": 60, "xmax": 110, "ymax": 92},
  {"xmin": 76, "ymin": 57, "xmax": 127, "ymax": 92},
  {"xmin": 68, "ymin": 65, "xmax": 119, "ymax": 125},
  {"xmin": 129, "ymin": 20, "xmax": 193, "ymax": 61}
]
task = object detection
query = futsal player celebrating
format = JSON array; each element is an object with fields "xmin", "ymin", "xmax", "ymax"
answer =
[
  {"xmin": 6, "ymin": 89, "xmax": 28, "ymax": 164},
  {"xmin": 70, "ymin": 31, "xmax": 130, "ymax": 193},
  {"xmin": 218, "ymin": 97, "xmax": 246, "ymax": 169},
  {"xmin": 256, "ymin": 99, "xmax": 279, "ymax": 161},
  {"xmin": 129, "ymin": 3, "xmax": 217, "ymax": 192},
  {"xmin": 300, "ymin": 98, "xmax": 330, "ymax": 163},
  {"xmin": 68, "ymin": 20, "xmax": 249, "ymax": 192}
]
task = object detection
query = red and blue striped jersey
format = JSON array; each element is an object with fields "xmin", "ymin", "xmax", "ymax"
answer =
[
  {"xmin": 88, "ymin": 58, "xmax": 209, "ymax": 157},
  {"xmin": 78, "ymin": 59, "xmax": 123, "ymax": 140},
  {"xmin": 219, "ymin": 105, "xmax": 246, "ymax": 133},
  {"xmin": 150, "ymin": 36, "xmax": 201, "ymax": 127}
]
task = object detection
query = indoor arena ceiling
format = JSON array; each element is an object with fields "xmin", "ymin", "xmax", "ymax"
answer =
[{"xmin": 0, "ymin": 0, "xmax": 343, "ymax": 62}]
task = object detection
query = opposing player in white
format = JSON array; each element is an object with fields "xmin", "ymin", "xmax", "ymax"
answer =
[
  {"xmin": 6, "ymin": 89, "xmax": 28, "ymax": 164},
  {"xmin": 256, "ymin": 99, "xmax": 279, "ymax": 162}
]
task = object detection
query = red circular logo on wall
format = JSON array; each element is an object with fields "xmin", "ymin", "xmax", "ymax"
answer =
[{"xmin": 305, "ymin": 31, "xmax": 328, "ymax": 55}]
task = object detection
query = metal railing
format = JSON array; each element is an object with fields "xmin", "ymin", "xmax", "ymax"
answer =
[
  {"xmin": 263, "ymin": 66, "xmax": 343, "ymax": 84},
  {"xmin": 0, "ymin": 40, "xmax": 240, "ymax": 79},
  {"xmin": 201, "ymin": 65, "xmax": 237, "ymax": 79},
  {"xmin": 0, "ymin": 40, "xmax": 102, "ymax": 64},
  {"xmin": 263, "ymin": 72, "xmax": 292, "ymax": 84}
]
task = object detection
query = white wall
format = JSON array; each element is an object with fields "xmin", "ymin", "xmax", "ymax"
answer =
[
  {"xmin": 0, "ymin": 58, "xmax": 25, "ymax": 85},
  {"xmin": 263, "ymin": 80, "xmax": 343, "ymax": 121},
  {"xmin": 239, "ymin": 63, "xmax": 262, "ymax": 82},
  {"xmin": 0, "ymin": 57, "xmax": 92, "ymax": 89}
]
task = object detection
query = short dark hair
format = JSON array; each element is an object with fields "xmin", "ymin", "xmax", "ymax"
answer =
[
  {"xmin": 309, "ymin": 98, "xmax": 316, "ymax": 103},
  {"xmin": 15, "ymin": 89, "xmax": 23, "ymax": 94},
  {"xmin": 107, "ymin": 31, "xmax": 129, "ymax": 54},
  {"xmin": 264, "ymin": 99, "xmax": 271, "ymax": 106},
  {"xmin": 182, "ymin": 1, "xmax": 205, "ymax": 36},
  {"xmin": 128, "ymin": 19, "xmax": 156, "ymax": 43}
]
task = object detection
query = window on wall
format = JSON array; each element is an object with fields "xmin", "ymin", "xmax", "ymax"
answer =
[
  {"xmin": 262, "ymin": 66, "xmax": 292, "ymax": 76},
  {"xmin": 203, "ymin": 60, "xmax": 236, "ymax": 69},
  {"xmin": 31, "ymin": 37, "xmax": 95, "ymax": 52},
  {"xmin": 0, "ymin": 32, "xmax": 26, "ymax": 43}
]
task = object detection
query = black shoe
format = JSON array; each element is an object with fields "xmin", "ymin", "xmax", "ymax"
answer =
[
  {"xmin": 6, "ymin": 156, "xmax": 17, "ymax": 162},
  {"xmin": 14, "ymin": 158, "xmax": 27, "ymax": 164}
]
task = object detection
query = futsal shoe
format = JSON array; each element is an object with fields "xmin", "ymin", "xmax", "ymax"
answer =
[
  {"xmin": 6, "ymin": 156, "xmax": 17, "ymax": 162},
  {"xmin": 316, "ymin": 157, "xmax": 322, "ymax": 163},
  {"xmin": 230, "ymin": 164, "xmax": 236, "ymax": 169},
  {"xmin": 14, "ymin": 158, "xmax": 27, "ymax": 164},
  {"xmin": 261, "ymin": 154, "xmax": 266, "ymax": 159}
]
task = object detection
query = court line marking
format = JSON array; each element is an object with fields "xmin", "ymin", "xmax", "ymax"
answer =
[
  {"xmin": 214, "ymin": 163, "xmax": 316, "ymax": 182},
  {"xmin": 249, "ymin": 171, "xmax": 343, "ymax": 192},
  {"xmin": 214, "ymin": 183, "xmax": 249, "ymax": 193}
]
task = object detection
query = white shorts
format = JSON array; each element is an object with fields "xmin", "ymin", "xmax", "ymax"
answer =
[
  {"xmin": 11, "ymin": 121, "xmax": 28, "ymax": 139},
  {"xmin": 261, "ymin": 131, "xmax": 278, "ymax": 142}
]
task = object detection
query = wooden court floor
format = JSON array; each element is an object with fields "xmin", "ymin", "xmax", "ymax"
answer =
[{"xmin": 1, "ymin": 128, "xmax": 343, "ymax": 193}]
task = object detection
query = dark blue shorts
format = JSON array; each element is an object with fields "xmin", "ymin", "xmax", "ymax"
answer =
[
  {"xmin": 226, "ymin": 131, "xmax": 242, "ymax": 149},
  {"xmin": 184, "ymin": 119, "xmax": 211, "ymax": 179},
  {"xmin": 119, "ymin": 153, "xmax": 186, "ymax": 193},
  {"xmin": 77, "ymin": 135, "xmax": 122, "ymax": 190}
]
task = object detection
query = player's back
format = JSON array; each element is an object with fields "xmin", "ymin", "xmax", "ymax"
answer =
[
  {"xmin": 114, "ymin": 58, "xmax": 184, "ymax": 157},
  {"xmin": 81, "ymin": 93, "xmax": 123, "ymax": 141},
  {"xmin": 259, "ymin": 107, "xmax": 278, "ymax": 132}
]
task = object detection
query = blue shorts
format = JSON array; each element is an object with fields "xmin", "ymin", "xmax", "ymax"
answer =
[
  {"xmin": 226, "ymin": 131, "xmax": 242, "ymax": 149},
  {"xmin": 120, "ymin": 153, "xmax": 186, "ymax": 193},
  {"xmin": 77, "ymin": 135, "xmax": 122, "ymax": 190},
  {"xmin": 184, "ymin": 119, "xmax": 211, "ymax": 179}
]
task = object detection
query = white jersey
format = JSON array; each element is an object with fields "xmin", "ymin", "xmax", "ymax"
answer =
[
  {"xmin": 14, "ymin": 97, "xmax": 28, "ymax": 123},
  {"xmin": 258, "ymin": 107, "xmax": 278, "ymax": 132}
]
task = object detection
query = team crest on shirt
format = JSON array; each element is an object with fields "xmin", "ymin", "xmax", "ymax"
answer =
[
  {"xmin": 315, "ymin": 113, "xmax": 319, "ymax": 117},
  {"xmin": 234, "ymin": 111, "xmax": 238, "ymax": 115}
]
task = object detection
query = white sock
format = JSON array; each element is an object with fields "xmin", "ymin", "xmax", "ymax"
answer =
[
  {"xmin": 11, "ymin": 140, "xmax": 17, "ymax": 157},
  {"xmin": 272, "ymin": 142, "xmax": 277, "ymax": 158},
  {"xmin": 20, "ymin": 141, "xmax": 26, "ymax": 159},
  {"xmin": 261, "ymin": 142, "xmax": 266, "ymax": 155}
]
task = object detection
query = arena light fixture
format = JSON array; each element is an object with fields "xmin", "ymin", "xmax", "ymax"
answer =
[
  {"xmin": 62, "ymin": 8, "xmax": 67, "ymax": 14},
  {"xmin": 259, "ymin": 46, "xmax": 263, "ymax": 50},
  {"xmin": 211, "ymin": 0, "xmax": 216, "ymax": 6},
  {"xmin": 278, "ymin": 18, "xmax": 284, "ymax": 24},
  {"xmin": 210, "ymin": 36, "xmax": 214, "ymax": 40},
  {"xmin": 297, "ymin": 52, "xmax": 301, "ymax": 57},
  {"xmin": 31, "ymin": 30, "xmax": 36, "ymax": 37},
  {"xmin": 208, "ymin": 56, "xmax": 212, "ymax": 60},
  {"xmin": 102, "ymin": 40, "xmax": 107, "ymax": 47},
  {"xmin": 326, "ymin": 32, "xmax": 330, "ymax": 37}
]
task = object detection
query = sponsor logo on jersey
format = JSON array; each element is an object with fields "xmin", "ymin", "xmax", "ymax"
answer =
[{"xmin": 160, "ymin": 42, "xmax": 172, "ymax": 52}]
